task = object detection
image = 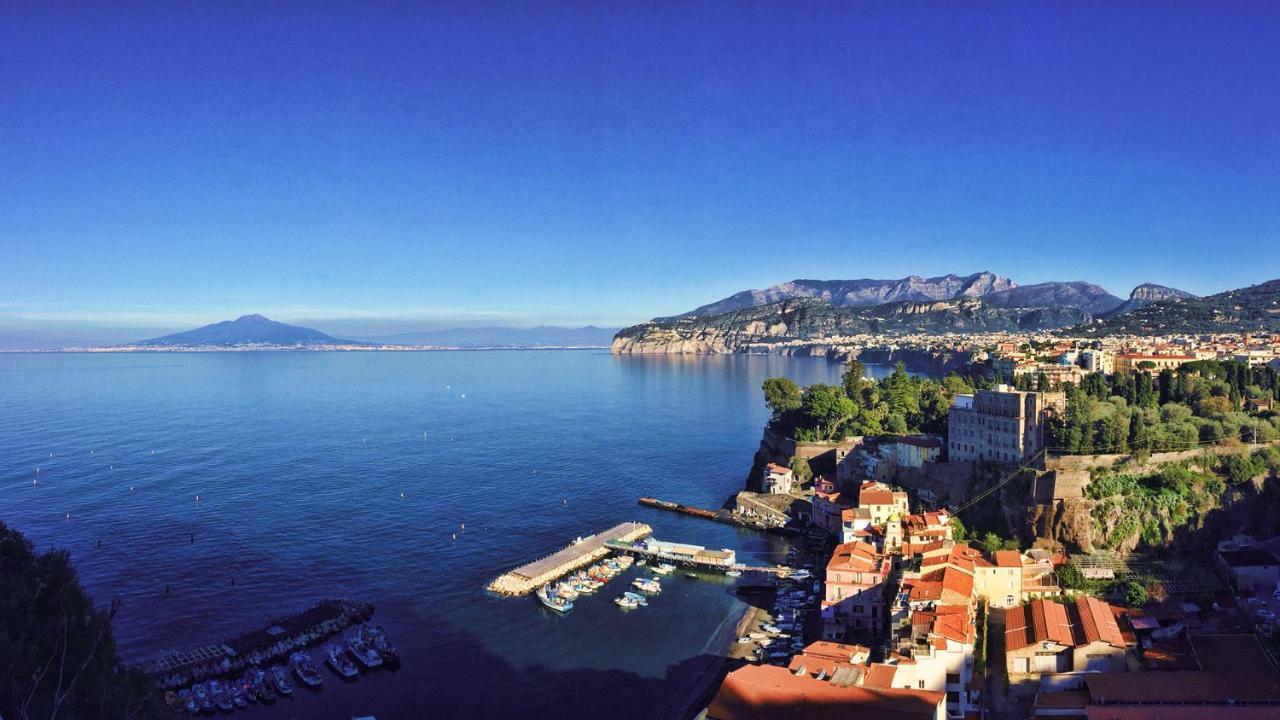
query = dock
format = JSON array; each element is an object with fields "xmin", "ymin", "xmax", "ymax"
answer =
[
  {"xmin": 604, "ymin": 538, "xmax": 793, "ymax": 578},
  {"xmin": 486, "ymin": 522, "xmax": 653, "ymax": 596},
  {"xmin": 637, "ymin": 496, "xmax": 801, "ymax": 537}
]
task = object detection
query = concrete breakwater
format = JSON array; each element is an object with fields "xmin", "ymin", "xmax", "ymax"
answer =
[
  {"xmin": 141, "ymin": 598, "xmax": 374, "ymax": 690},
  {"xmin": 487, "ymin": 522, "xmax": 653, "ymax": 596}
]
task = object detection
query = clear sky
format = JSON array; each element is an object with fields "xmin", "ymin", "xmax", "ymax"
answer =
[{"xmin": 2, "ymin": 2, "xmax": 1278, "ymax": 347}]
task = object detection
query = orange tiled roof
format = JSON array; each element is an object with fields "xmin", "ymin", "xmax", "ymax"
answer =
[
  {"xmin": 708, "ymin": 664, "xmax": 944, "ymax": 720},
  {"xmin": 993, "ymin": 550, "xmax": 1022, "ymax": 568}
]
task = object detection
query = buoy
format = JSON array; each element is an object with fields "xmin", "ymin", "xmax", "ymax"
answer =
[
  {"xmin": 452, "ymin": 533, "xmax": 457, "ymax": 541},
  {"xmin": 65, "ymin": 512, "xmax": 70, "ymax": 519},
  {"xmin": 400, "ymin": 492, "xmax": 405, "ymax": 498}
]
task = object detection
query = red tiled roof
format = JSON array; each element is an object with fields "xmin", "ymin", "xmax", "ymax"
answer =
[
  {"xmin": 707, "ymin": 664, "xmax": 944, "ymax": 720},
  {"xmin": 766, "ymin": 463, "xmax": 793, "ymax": 474},
  {"xmin": 862, "ymin": 663, "xmax": 898, "ymax": 689},
  {"xmin": 993, "ymin": 550, "xmax": 1022, "ymax": 568},
  {"xmin": 1006, "ymin": 598, "xmax": 1124, "ymax": 652}
]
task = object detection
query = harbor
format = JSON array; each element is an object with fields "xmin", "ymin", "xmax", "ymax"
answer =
[
  {"xmin": 486, "ymin": 521, "xmax": 653, "ymax": 596},
  {"xmin": 606, "ymin": 536, "xmax": 795, "ymax": 577}
]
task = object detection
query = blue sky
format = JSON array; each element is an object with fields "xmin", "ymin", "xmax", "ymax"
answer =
[{"xmin": 2, "ymin": 2, "xmax": 1278, "ymax": 347}]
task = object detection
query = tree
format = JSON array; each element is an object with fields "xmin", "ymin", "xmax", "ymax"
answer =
[
  {"xmin": 1059, "ymin": 562, "xmax": 1087, "ymax": 590},
  {"xmin": 950, "ymin": 517, "xmax": 968, "ymax": 542},
  {"xmin": 790, "ymin": 456, "xmax": 813, "ymax": 484},
  {"xmin": 1114, "ymin": 579, "xmax": 1149, "ymax": 607},
  {"xmin": 0, "ymin": 522, "xmax": 163, "ymax": 720},
  {"xmin": 762, "ymin": 377, "xmax": 802, "ymax": 417},
  {"xmin": 979, "ymin": 532, "xmax": 1004, "ymax": 557},
  {"xmin": 800, "ymin": 384, "xmax": 858, "ymax": 441},
  {"xmin": 841, "ymin": 360, "xmax": 867, "ymax": 400}
]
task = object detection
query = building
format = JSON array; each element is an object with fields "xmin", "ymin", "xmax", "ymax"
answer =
[
  {"xmin": 1113, "ymin": 353, "xmax": 1195, "ymax": 375},
  {"xmin": 762, "ymin": 462, "xmax": 795, "ymax": 494},
  {"xmin": 1215, "ymin": 548, "xmax": 1280, "ymax": 593},
  {"xmin": 1004, "ymin": 597, "xmax": 1126, "ymax": 676},
  {"xmin": 822, "ymin": 540, "xmax": 891, "ymax": 640},
  {"xmin": 1079, "ymin": 349, "xmax": 1113, "ymax": 375},
  {"xmin": 881, "ymin": 436, "xmax": 943, "ymax": 469},
  {"xmin": 812, "ymin": 474, "xmax": 856, "ymax": 537},
  {"xmin": 947, "ymin": 385, "xmax": 1049, "ymax": 464},
  {"xmin": 641, "ymin": 539, "xmax": 736, "ymax": 567},
  {"xmin": 857, "ymin": 481, "xmax": 910, "ymax": 525},
  {"xmin": 706, "ymin": 663, "xmax": 946, "ymax": 720},
  {"xmin": 892, "ymin": 604, "xmax": 980, "ymax": 719}
]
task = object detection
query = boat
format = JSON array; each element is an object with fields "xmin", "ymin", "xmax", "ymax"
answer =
[
  {"xmin": 250, "ymin": 668, "xmax": 276, "ymax": 703},
  {"xmin": 748, "ymin": 632, "xmax": 767, "ymax": 640},
  {"xmin": 653, "ymin": 563, "xmax": 676, "ymax": 575},
  {"xmin": 614, "ymin": 595, "xmax": 638, "ymax": 608},
  {"xmin": 347, "ymin": 635, "xmax": 384, "ymax": 670},
  {"xmin": 623, "ymin": 591, "xmax": 648, "ymax": 606},
  {"xmin": 360, "ymin": 624, "xmax": 400, "ymax": 664},
  {"xmin": 208, "ymin": 679, "xmax": 233, "ymax": 712},
  {"xmin": 163, "ymin": 690, "xmax": 181, "ymax": 713},
  {"xmin": 725, "ymin": 569, "xmax": 742, "ymax": 577},
  {"xmin": 228, "ymin": 682, "xmax": 247, "ymax": 709},
  {"xmin": 637, "ymin": 559, "xmax": 646, "ymax": 566},
  {"xmin": 327, "ymin": 644, "xmax": 359, "ymax": 679},
  {"xmin": 191, "ymin": 682, "xmax": 214, "ymax": 713},
  {"xmin": 537, "ymin": 584, "xmax": 574, "ymax": 613},
  {"xmin": 556, "ymin": 582, "xmax": 579, "ymax": 600},
  {"xmin": 177, "ymin": 688, "xmax": 197, "ymax": 714},
  {"xmin": 685, "ymin": 572, "xmax": 698, "ymax": 578},
  {"xmin": 632, "ymin": 577, "xmax": 661, "ymax": 593},
  {"xmin": 291, "ymin": 650, "xmax": 324, "ymax": 688},
  {"xmin": 269, "ymin": 665, "xmax": 294, "ymax": 696}
]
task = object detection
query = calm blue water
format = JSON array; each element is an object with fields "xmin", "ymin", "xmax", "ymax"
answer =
[{"xmin": 0, "ymin": 351, "xmax": 862, "ymax": 719}]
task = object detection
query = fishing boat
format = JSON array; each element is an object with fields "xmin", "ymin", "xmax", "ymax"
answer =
[
  {"xmin": 208, "ymin": 679, "xmax": 234, "ymax": 712},
  {"xmin": 327, "ymin": 644, "xmax": 359, "ymax": 679},
  {"xmin": 614, "ymin": 595, "xmax": 638, "ymax": 608},
  {"xmin": 632, "ymin": 577, "xmax": 661, "ymax": 593},
  {"xmin": 537, "ymin": 584, "xmax": 574, "ymax": 613},
  {"xmin": 291, "ymin": 650, "xmax": 324, "ymax": 688},
  {"xmin": 177, "ymin": 688, "xmax": 197, "ymax": 714},
  {"xmin": 250, "ymin": 668, "xmax": 276, "ymax": 703},
  {"xmin": 360, "ymin": 624, "xmax": 400, "ymax": 664},
  {"xmin": 653, "ymin": 563, "xmax": 676, "ymax": 575},
  {"xmin": 623, "ymin": 591, "xmax": 648, "ymax": 606},
  {"xmin": 192, "ymin": 682, "xmax": 214, "ymax": 713},
  {"xmin": 347, "ymin": 635, "xmax": 384, "ymax": 669},
  {"xmin": 228, "ymin": 682, "xmax": 247, "ymax": 709},
  {"xmin": 269, "ymin": 665, "xmax": 295, "ymax": 696}
]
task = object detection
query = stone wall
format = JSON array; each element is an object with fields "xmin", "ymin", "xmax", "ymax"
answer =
[{"xmin": 1044, "ymin": 439, "xmax": 1280, "ymax": 474}]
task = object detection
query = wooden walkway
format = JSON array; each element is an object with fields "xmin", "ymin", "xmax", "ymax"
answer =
[{"xmin": 487, "ymin": 522, "xmax": 652, "ymax": 596}]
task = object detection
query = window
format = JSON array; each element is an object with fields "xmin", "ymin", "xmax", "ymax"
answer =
[{"xmin": 946, "ymin": 673, "xmax": 960, "ymax": 684}]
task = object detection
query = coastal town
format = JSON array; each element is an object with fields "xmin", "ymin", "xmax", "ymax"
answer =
[{"xmin": 693, "ymin": 330, "xmax": 1280, "ymax": 719}]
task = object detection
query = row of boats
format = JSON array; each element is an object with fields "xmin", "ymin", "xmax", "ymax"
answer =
[
  {"xmin": 536, "ymin": 554, "xmax": 636, "ymax": 613},
  {"xmin": 163, "ymin": 624, "xmax": 398, "ymax": 714}
]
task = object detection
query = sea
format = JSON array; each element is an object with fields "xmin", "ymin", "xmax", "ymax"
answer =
[{"xmin": 0, "ymin": 350, "xmax": 893, "ymax": 719}]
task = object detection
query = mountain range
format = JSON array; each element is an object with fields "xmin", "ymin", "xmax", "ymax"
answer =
[{"xmin": 611, "ymin": 273, "xmax": 1280, "ymax": 354}]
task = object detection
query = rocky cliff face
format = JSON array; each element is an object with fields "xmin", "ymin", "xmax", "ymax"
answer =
[
  {"xmin": 1102, "ymin": 283, "xmax": 1197, "ymax": 317},
  {"xmin": 658, "ymin": 271, "xmax": 1016, "ymax": 320},
  {"xmin": 613, "ymin": 297, "xmax": 1092, "ymax": 354}
]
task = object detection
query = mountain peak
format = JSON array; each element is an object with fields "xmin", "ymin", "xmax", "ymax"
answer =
[{"xmin": 138, "ymin": 315, "xmax": 349, "ymax": 346}]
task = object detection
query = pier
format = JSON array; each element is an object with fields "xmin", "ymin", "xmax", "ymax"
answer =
[
  {"xmin": 604, "ymin": 538, "xmax": 793, "ymax": 578},
  {"xmin": 487, "ymin": 521, "xmax": 653, "ymax": 596},
  {"xmin": 637, "ymin": 496, "xmax": 801, "ymax": 537},
  {"xmin": 139, "ymin": 598, "xmax": 374, "ymax": 690}
]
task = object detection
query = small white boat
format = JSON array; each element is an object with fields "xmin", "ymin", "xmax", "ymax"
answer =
[
  {"xmin": 538, "ymin": 584, "xmax": 574, "ymax": 613},
  {"xmin": 637, "ymin": 559, "xmax": 647, "ymax": 566},
  {"xmin": 653, "ymin": 563, "xmax": 676, "ymax": 575},
  {"xmin": 632, "ymin": 578, "xmax": 661, "ymax": 593},
  {"xmin": 623, "ymin": 591, "xmax": 648, "ymax": 606},
  {"xmin": 725, "ymin": 569, "xmax": 742, "ymax": 577},
  {"xmin": 614, "ymin": 595, "xmax": 638, "ymax": 609}
]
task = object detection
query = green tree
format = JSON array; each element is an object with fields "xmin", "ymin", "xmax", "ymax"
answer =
[
  {"xmin": 762, "ymin": 377, "xmax": 802, "ymax": 417},
  {"xmin": 979, "ymin": 532, "xmax": 1004, "ymax": 557},
  {"xmin": 1059, "ymin": 562, "xmax": 1087, "ymax": 590},
  {"xmin": 801, "ymin": 384, "xmax": 858, "ymax": 441},
  {"xmin": 841, "ymin": 360, "xmax": 868, "ymax": 400},
  {"xmin": 950, "ymin": 516, "xmax": 968, "ymax": 542},
  {"xmin": 1114, "ymin": 579, "xmax": 1149, "ymax": 607},
  {"xmin": 790, "ymin": 456, "xmax": 813, "ymax": 484},
  {"xmin": 0, "ymin": 522, "xmax": 163, "ymax": 719}
]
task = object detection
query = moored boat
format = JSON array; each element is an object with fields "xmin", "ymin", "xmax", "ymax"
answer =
[
  {"xmin": 623, "ymin": 591, "xmax": 648, "ymax": 606},
  {"xmin": 326, "ymin": 644, "xmax": 359, "ymax": 679},
  {"xmin": 632, "ymin": 577, "xmax": 661, "ymax": 593},
  {"xmin": 360, "ymin": 624, "xmax": 400, "ymax": 665},
  {"xmin": 291, "ymin": 650, "xmax": 324, "ymax": 688},
  {"xmin": 191, "ymin": 681, "xmax": 214, "ymax": 713},
  {"xmin": 208, "ymin": 679, "xmax": 233, "ymax": 712},
  {"xmin": 250, "ymin": 668, "xmax": 276, "ymax": 703},
  {"xmin": 177, "ymin": 688, "xmax": 197, "ymax": 714},
  {"xmin": 537, "ymin": 584, "xmax": 574, "ymax": 613},
  {"xmin": 347, "ymin": 636, "xmax": 384, "ymax": 670},
  {"xmin": 653, "ymin": 563, "xmax": 676, "ymax": 575},
  {"xmin": 269, "ymin": 665, "xmax": 294, "ymax": 696},
  {"xmin": 725, "ymin": 569, "xmax": 742, "ymax": 577},
  {"xmin": 614, "ymin": 595, "xmax": 638, "ymax": 608}
]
